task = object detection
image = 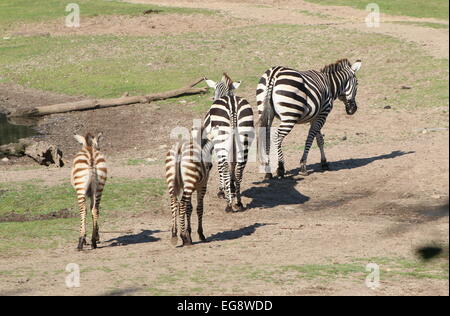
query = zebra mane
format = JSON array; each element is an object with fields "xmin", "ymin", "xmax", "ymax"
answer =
[
  {"xmin": 221, "ymin": 72, "xmax": 233, "ymax": 87},
  {"xmin": 320, "ymin": 59, "xmax": 352, "ymax": 73}
]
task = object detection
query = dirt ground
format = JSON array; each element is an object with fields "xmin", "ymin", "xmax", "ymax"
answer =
[{"xmin": 0, "ymin": 0, "xmax": 448, "ymax": 296}]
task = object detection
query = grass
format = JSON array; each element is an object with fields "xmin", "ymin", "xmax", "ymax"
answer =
[
  {"xmin": 0, "ymin": 177, "xmax": 166, "ymax": 216},
  {"xmin": 0, "ymin": 177, "xmax": 166, "ymax": 255},
  {"xmin": 304, "ymin": 0, "xmax": 449, "ymax": 20},
  {"xmin": 140, "ymin": 257, "xmax": 448, "ymax": 295},
  {"xmin": 0, "ymin": 0, "xmax": 215, "ymax": 30},
  {"xmin": 0, "ymin": 24, "xmax": 447, "ymax": 114}
]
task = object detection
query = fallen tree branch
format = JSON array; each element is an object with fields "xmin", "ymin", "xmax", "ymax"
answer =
[{"xmin": 10, "ymin": 78, "xmax": 208, "ymax": 117}]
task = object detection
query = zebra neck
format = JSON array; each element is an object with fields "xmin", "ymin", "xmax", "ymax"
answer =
[{"xmin": 325, "ymin": 71, "xmax": 350, "ymax": 100}]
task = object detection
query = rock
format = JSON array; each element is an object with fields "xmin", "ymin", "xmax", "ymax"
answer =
[
  {"xmin": 401, "ymin": 85, "xmax": 412, "ymax": 89},
  {"xmin": 1, "ymin": 157, "xmax": 9, "ymax": 162},
  {"xmin": 384, "ymin": 105, "xmax": 392, "ymax": 109},
  {"xmin": 341, "ymin": 136, "xmax": 347, "ymax": 141}
]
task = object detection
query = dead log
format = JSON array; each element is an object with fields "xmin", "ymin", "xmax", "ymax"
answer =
[
  {"xmin": 10, "ymin": 78, "xmax": 208, "ymax": 117},
  {"xmin": 24, "ymin": 140, "xmax": 64, "ymax": 167}
]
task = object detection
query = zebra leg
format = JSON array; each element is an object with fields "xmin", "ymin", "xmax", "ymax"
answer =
[
  {"xmin": 233, "ymin": 161, "xmax": 246, "ymax": 211},
  {"xmin": 274, "ymin": 124, "xmax": 292, "ymax": 178},
  {"xmin": 299, "ymin": 116, "xmax": 327, "ymax": 175},
  {"xmin": 217, "ymin": 164, "xmax": 225, "ymax": 199},
  {"xmin": 91, "ymin": 189, "xmax": 103, "ymax": 249},
  {"xmin": 196, "ymin": 184, "xmax": 207, "ymax": 242},
  {"xmin": 316, "ymin": 131, "xmax": 329, "ymax": 170},
  {"xmin": 179, "ymin": 193, "xmax": 193, "ymax": 246},
  {"xmin": 221, "ymin": 161, "xmax": 234, "ymax": 213},
  {"xmin": 186, "ymin": 200, "xmax": 193, "ymax": 235},
  {"xmin": 77, "ymin": 194, "xmax": 87, "ymax": 251},
  {"xmin": 170, "ymin": 195, "xmax": 179, "ymax": 246}
]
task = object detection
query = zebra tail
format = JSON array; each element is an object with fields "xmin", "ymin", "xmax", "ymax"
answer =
[
  {"xmin": 257, "ymin": 81, "xmax": 275, "ymax": 165},
  {"xmin": 173, "ymin": 142, "xmax": 184, "ymax": 201}
]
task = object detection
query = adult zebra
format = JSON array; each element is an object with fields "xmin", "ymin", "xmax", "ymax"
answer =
[
  {"xmin": 256, "ymin": 59, "xmax": 362, "ymax": 179},
  {"xmin": 203, "ymin": 73, "xmax": 255, "ymax": 212}
]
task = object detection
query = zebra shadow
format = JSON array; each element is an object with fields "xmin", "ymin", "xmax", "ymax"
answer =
[
  {"xmin": 207, "ymin": 223, "xmax": 269, "ymax": 242},
  {"xmin": 242, "ymin": 177, "xmax": 310, "ymax": 209},
  {"xmin": 289, "ymin": 150, "xmax": 415, "ymax": 175},
  {"xmin": 102, "ymin": 229, "xmax": 162, "ymax": 247}
]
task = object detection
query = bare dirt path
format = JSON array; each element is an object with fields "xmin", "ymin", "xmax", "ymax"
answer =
[{"xmin": 129, "ymin": 0, "xmax": 449, "ymax": 59}]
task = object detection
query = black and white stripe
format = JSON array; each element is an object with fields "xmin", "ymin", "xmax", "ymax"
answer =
[
  {"xmin": 204, "ymin": 73, "xmax": 255, "ymax": 212},
  {"xmin": 256, "ymin": 59, "xmax": 361, "ymax": 179},
  {"xmin": 165, "ymin": 129, "xmax": 214, "ymax": 246}
]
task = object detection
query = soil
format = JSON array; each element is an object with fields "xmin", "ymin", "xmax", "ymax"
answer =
[{"xmin": 0, "ymin": 0, "xmax": 448, "ymax": 296}]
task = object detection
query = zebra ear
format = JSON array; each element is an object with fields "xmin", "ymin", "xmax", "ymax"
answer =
[
  {"xmin": 94, "ymin": 132, "xmax": 103, "ymax": 147},
  {"xmin": 351, "ymin": 60, "xmax": 362, "ymax": 72},
  {"xmin": 204, "ymin": 79, "xmax": 216, "ymax": 88},
  {"xmin": 74, "ymin": 134, "xmax": 87, "ymax": 146},
  {"xmin": 232, "ymin": 81, "xmax": 242, "ymax": 90}
]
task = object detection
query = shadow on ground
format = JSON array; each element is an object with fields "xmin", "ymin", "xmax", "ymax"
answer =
[
  {"xmin": 103, "ymin": 229, "xmax": 161, "ymax": 247},
  {"xmin": 291, "ymin": 150, "xmax": 415, "ymax": 174},
  {"xmin": 242, "ymin": 177, "xmax": 309, "ymax": 209},
  {"xmin": 207, "ymin": 223, "xmax": 270, "ymax": 242}
]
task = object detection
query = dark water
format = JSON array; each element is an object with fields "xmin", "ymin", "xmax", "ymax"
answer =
[{"xmin": 0, "ymin": 113, "xmax": 37, "ymax": 146}]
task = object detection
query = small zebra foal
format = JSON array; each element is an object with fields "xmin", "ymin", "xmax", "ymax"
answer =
[
  {"xmin": 165, "ymin": 128, "xmax": 214, "ymax": 246},
  {"xmin": 71, "ymin": 133, "xmax": 107, "ymax": 251}
]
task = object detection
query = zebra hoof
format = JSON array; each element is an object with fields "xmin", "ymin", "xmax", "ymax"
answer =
[
  {"xmin": 77, "ymin": 237, "xmax": 86, "ymax": 251},
  {"xmin": 181, "ymin": 233, "xmax": 192, "ymax": 246},
  {"xmin": 233, "ymin": 202, "xmax": 244, "ymax": 212},
  {"xmin": 321, "ymin": 162, "xmax": 330, "ymax": 170},
  {"xmin": 299, "ymin": 164, "xmax": 310, "ymax": 176},
  {"xmin": 91, "ymin": 239, "xmax": 97, "ymax": 249},
  {"xmin": 225, "ymin": 205, "xmax": 233, "ymax": 213},
  {"xmin": 198, "ymin": 232, "xmax": 206, "ymax": 242},
  {"xmin": 217, "ymin": 190, "xmax": 225, "ymax": 199},
  {"xmin": 276, "ymin": 169, "xmax": 285, "ymax": 178},
  {"xmin": 264, "ymin": 173, "xmax": 273, "ymax": 180}
]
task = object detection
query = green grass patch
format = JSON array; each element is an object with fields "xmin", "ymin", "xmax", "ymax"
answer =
[
  {"xmin": 0, "ymin": 24, "xmax": 447, "ymax": 112},
  {"xmin": 0, "ymin": 177, "xmax": 166, "ymax": 255},
  {"xmin": 0, "ymin": 177, "xmax": 166, "ymax": 216},
  {"xmin": 304, "ymin": 0, "xmax": 449, "ymax": 20},
  {"xmin": 0, "ymin": 0, "xmax": 215, "ymax": 30}
]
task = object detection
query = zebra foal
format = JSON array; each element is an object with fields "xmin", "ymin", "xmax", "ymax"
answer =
[
  {"xmin": 257, "ymin": 59, "xmax": 362, "ymax": 179},
  {"xmin": 71, "ymin": 132, "xmax": 107, "ymax": 251},
  {"xmin": 165, "ymin": 127, "xmax": 214, "ymax": 246},
  {"xmin": 203, "ymin": 73, "xmax": 255, "ymax": 212}
]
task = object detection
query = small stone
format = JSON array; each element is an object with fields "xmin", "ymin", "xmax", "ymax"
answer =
[
  {"xmin": 1, "ymin": 157, "xmax": 9, "ymax": 162},
  {"xmin": 401, "ymin": 85, "xmax": 412, "ymax": 89},
  {"xmin": 384, "ymin": 105, "xmax": 391, "ymax": 109},
  {"xmin": 422, "ymin": 129, "xmax": 428, "ymax": 134},
  {"xmin": 341, "ymin": 136, "xmax": 347, "ymax": 141},
  {"xmin": 431, "ymin": 194, "xmax": 441, "ymax": 199},
  {"xmin": 146, "ymin": 158, "xmax": 156, "ymax": 162}
]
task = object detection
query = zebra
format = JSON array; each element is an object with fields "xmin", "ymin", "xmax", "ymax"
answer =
[
  {"xmin": 71, "ymin": 132, "xmax": 107, "ymax": 251},
  {"xmin": 203, "ymin": 73, "xmax": 255, "ymax": 212},
  {"xmin": 165, "ymin": 127, "xmax": 214, "ymax": 246},
  {"xmin": 256, "ymin": 59, "xmax": 362, "ymax": 179}
]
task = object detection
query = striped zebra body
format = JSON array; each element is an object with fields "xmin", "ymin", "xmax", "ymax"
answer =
[
  {"xmin": 204, "ymin": 74, "xmax": 255, "ymax": 212},
  {"xmin": 256, "ymin": 59, "xmax": 361, "ymax": 179},
  {"xmin": 71, "ymin": 133, "xmax": 107, "ymax": 250},
  {"xmin": 165, "ymin": 133, "xmax": 213, "ymax": 246}
]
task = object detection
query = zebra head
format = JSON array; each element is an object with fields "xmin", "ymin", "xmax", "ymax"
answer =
[
  {"xmin": 338, "ymin": 60, "xmax": 362, "ymax": 115},
  {"xmin": 74, "ymin": 132, "xmax": 103, "ymax": 149},
  {"xmin": 204, "ymin": 73, "xmax": 242, "ymax": 101}
]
